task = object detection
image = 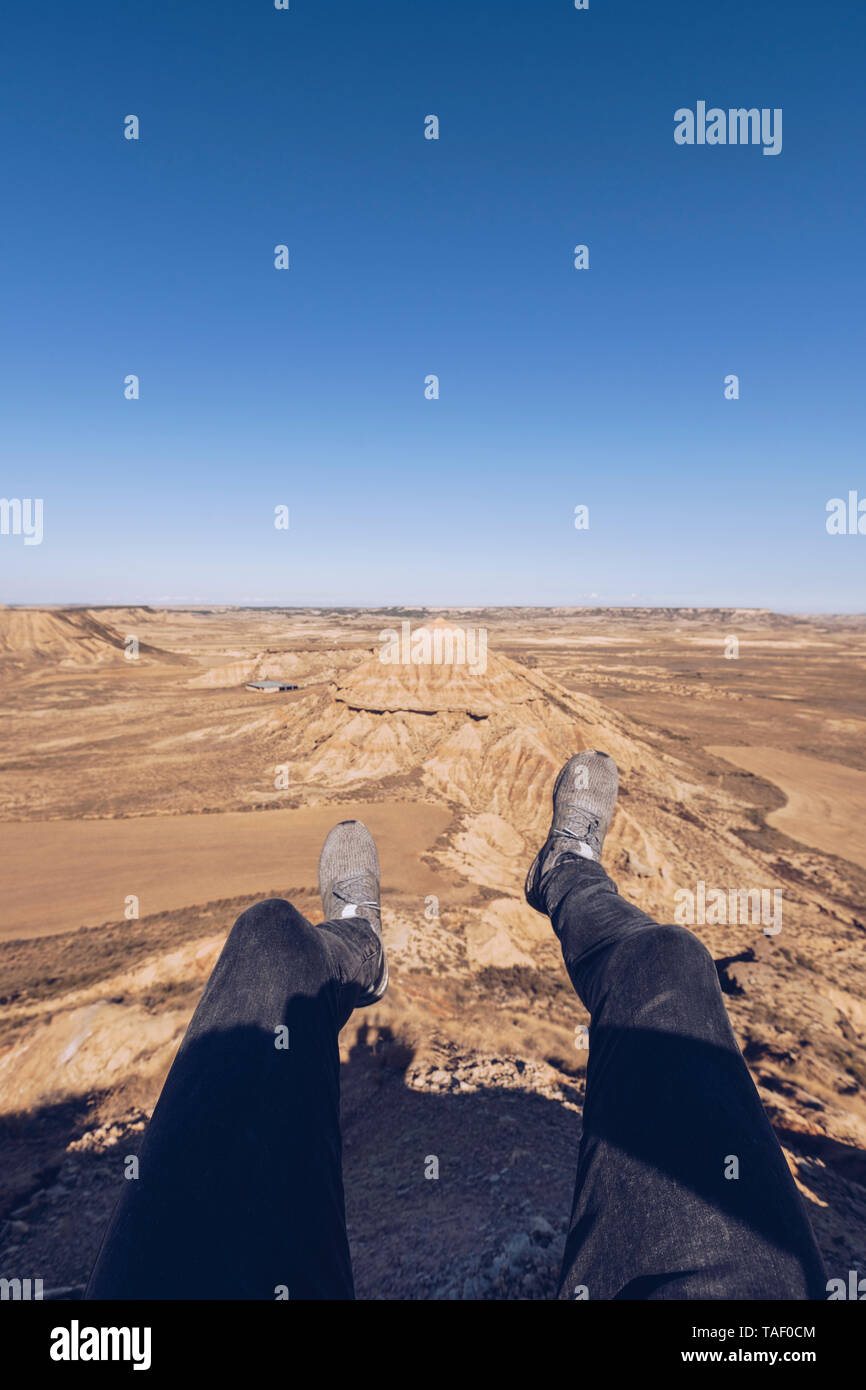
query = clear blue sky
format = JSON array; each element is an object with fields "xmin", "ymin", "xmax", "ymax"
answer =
[{"xmin": 1, "ymin": 0, "xmax": 863, "ymax": 610}]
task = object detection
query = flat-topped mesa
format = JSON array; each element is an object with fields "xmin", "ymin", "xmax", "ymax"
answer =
[
  {"xmin": 332, "ymin": 619, "xmax": 539, "ymax": 717},
  {"xmin": 322, "ymin": 618, "xmax": 654, "ymax": 783}
]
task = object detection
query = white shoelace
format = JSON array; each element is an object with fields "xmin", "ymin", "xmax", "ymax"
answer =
[{"xmin": 556, "ymin": 826, "xmax": 597, "ymax": 861}]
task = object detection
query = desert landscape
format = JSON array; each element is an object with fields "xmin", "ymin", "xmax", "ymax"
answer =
[{"xmin": 1, "ymin": 604, "xmax": 865, "ymax": 1299}]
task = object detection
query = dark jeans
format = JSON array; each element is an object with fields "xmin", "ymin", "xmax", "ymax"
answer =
[
  {"xmin": 86, "ymin": 900, "xmax": 382, "ymax": 1300},
  {"xmin": 86, "ymin": 863, "xmax": 826, "ymax": 1300},
  {"xmin": 544, "ymin": 857, "xmax": 826, "ymax": 1300}
]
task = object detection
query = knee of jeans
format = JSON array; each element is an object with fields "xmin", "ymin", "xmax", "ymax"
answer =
[
  {"xmin": 616, "ymin": 921, "xmax": 717, "ymax": 989},
  {"xmin": 230, "ymin": 898, "xmax": 325, "ymax": 963}
]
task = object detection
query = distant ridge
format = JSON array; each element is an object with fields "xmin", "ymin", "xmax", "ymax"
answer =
[{"xmin": 0, "ymin": 608, "xmax": 189, "ymax": 666}]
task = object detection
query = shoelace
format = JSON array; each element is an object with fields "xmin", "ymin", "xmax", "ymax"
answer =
[
  {"xmin": 333, "ymin": 882, "xmax": 379, "ymax": 911},
  {"xmin": 558, "ymin": 820, "xmax": 599, "ymax": 843}
]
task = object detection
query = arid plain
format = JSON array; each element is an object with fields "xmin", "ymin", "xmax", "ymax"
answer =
[{"xmin": 1, "ymin": 605, "xmax": 865, "ymax": 1299}]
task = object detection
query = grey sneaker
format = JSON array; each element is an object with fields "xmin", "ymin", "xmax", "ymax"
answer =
[
  {"xmin": 525, "ymin": 752, "xmax": 619, "ymax": 914},
  {"xmin": 318, "ymin": 819, "xmax": 388, "ymax": 1005}
]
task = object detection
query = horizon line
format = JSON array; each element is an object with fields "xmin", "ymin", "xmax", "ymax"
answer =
[{"xmin": 4, "ymin": 601, "xmax": 866, "ymax": 621}]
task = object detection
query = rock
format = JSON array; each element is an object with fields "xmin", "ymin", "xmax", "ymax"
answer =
[
  {"xmin": 624, "ymin": 850, "xmax": 655, "ymax": 878},
  {"xmin": 529, "ymin": 1214, "xmax": 554, "ymax": 1243}
]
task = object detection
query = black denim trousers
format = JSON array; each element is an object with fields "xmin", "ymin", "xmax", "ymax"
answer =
[
  {"xmin": 86, "ymin": 899, "xmax": 381, "ymax": 1300},
  {"xmin": 86, "ymin": 864, "xmax": 826, "ymax": 1300},
  {"xmin": 544, "ymin": 856, "xmax": 826, "ymax": 1300}
]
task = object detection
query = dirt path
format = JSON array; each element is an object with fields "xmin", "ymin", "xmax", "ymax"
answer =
[
  {"xmin": 1, "ymin": 803, "xmax": 453, "ymax": 941},
  {"xmin": 707, "ymin": 745, "xmax": 866, "ymax": 866}
]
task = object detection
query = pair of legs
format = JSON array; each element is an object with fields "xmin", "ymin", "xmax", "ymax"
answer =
[{"xmin": 86, "ymin": 759, "xmax": 826, "ymax": 1300}]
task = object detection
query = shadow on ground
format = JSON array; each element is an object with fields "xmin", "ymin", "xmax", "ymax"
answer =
[
  {"xmin": 0, "ymin": 1031, "xmax": 579, "ymax": 1301},
  {"xmin": 2, "ymin": 1023, "xmax": 865, "ymax": 1300}
]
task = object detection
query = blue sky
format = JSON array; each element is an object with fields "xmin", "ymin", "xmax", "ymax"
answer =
[{"xmin": 1, "ymin": 0, "xmax": 863, "ymax": 610}]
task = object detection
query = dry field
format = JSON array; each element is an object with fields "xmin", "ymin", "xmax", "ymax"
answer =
[{"xmin": 1, "ymin": 604, "xmax": 865, "ymax": 1299}]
